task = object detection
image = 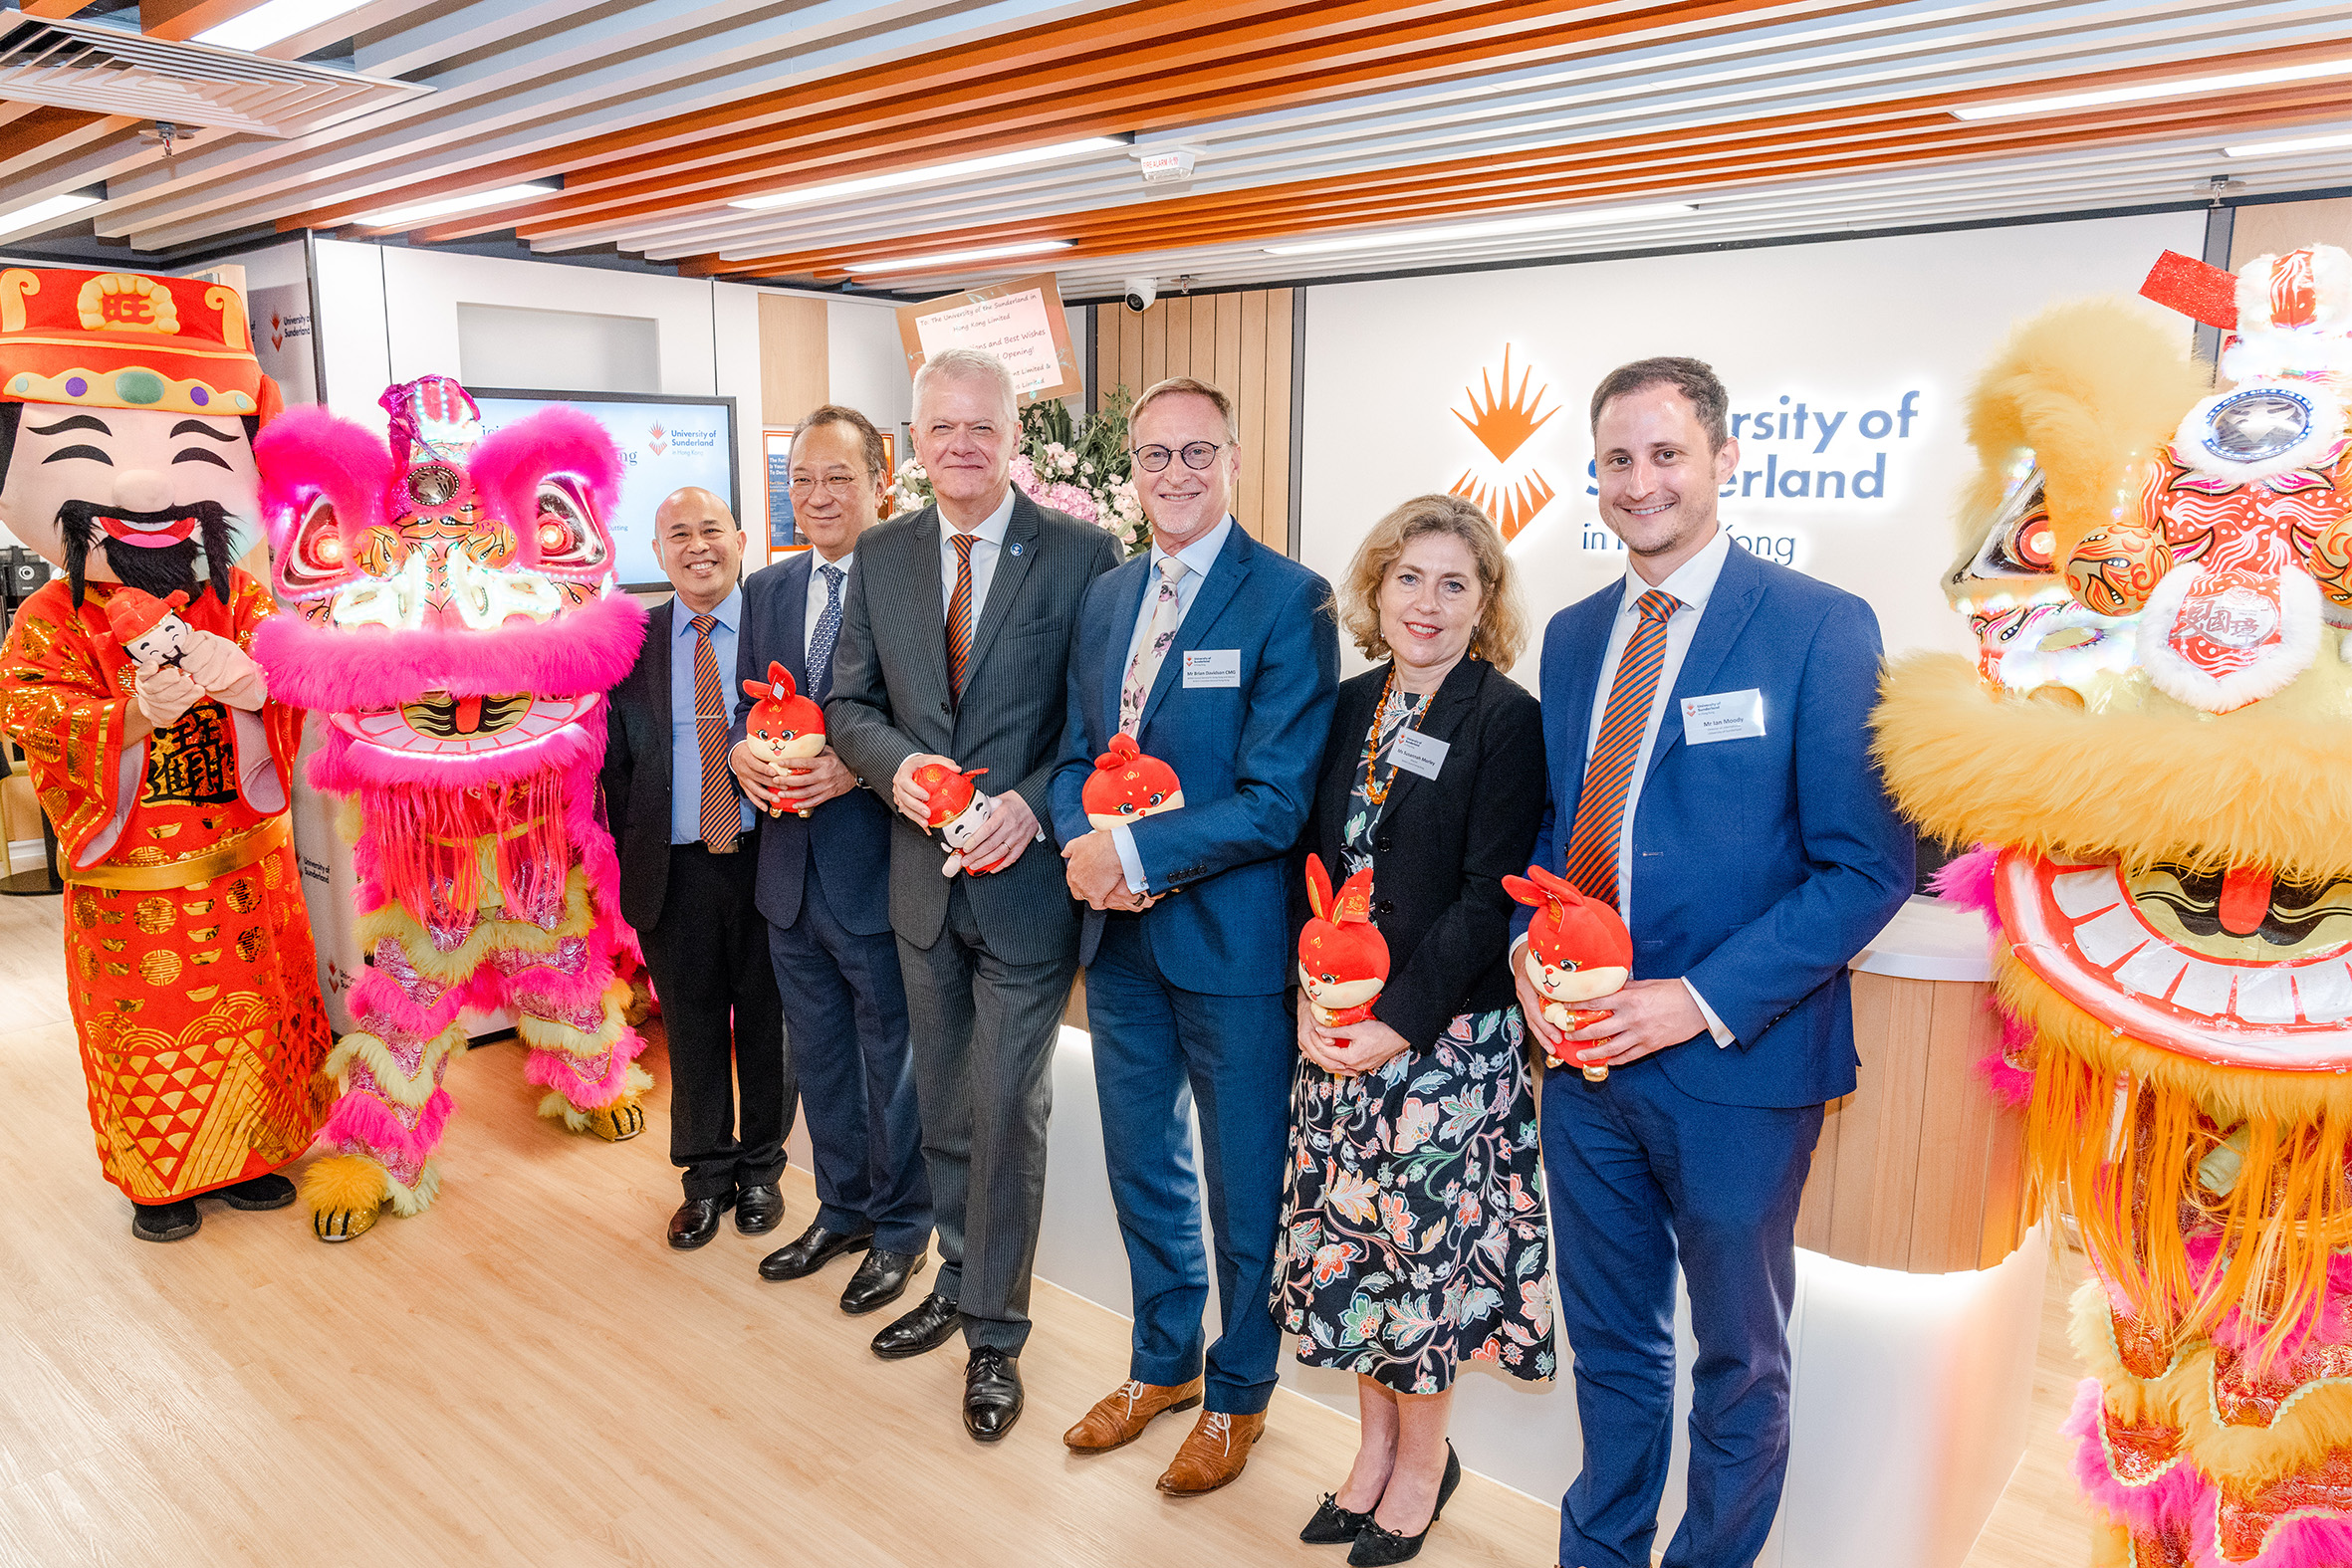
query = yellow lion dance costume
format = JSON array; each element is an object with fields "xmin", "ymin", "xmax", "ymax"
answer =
[{"xmin": 1876, "ymin": 243, "xmax": 2352, "ymax": 1566}]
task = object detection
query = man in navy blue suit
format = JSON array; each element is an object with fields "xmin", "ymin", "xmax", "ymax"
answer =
[
  {"xmin": 1517, "ymin": 358, "xmax": 1910, "ymax": 1568},
  {"xmin": 1050, "ymin": 376, "xmax": 1337, "ymax": 1496},
  {"xmin": 729, "ymin": 405, "xmax": 933, "ymax": 1317}
]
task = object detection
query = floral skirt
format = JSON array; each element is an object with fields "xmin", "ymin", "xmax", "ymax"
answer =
[{"xmin": 1272, "ymin": 1007, "xmax": 1555, "ymax": 1393}]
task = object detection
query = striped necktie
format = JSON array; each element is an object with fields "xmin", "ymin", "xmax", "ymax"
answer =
[
  {"xmin": 947, "ymin": 532, "xmax": 977, "ymax": 703},
  {"xmin": 1561, "ymin": 588, "xmax": 1680, "ymax": 905},
  {"xmin": 689, "ymin": 612, "xmax": 740, "ymax": 854}
]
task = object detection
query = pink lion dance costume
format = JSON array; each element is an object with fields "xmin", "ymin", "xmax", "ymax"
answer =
[{"xmin": 252, "ymin": 376, "xmax": 650, "ymax": 1241}]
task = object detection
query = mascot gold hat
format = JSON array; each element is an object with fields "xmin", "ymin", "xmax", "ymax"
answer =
[{"xmin": 0, "ymin": 267, "xmax": 281, "ymax": 422}]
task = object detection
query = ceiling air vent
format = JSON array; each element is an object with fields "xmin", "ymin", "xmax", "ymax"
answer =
[{"xmin": 0, "ymin": 13, "xmax": 426, "ymax": 137}]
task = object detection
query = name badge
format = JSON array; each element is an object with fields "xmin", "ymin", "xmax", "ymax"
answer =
[
  {"xmin": 1389, "ymin": 728, "xmax": 1450, "ymax": 781},
  {"xmin": 1183, "ymin": 649, "xmax": 1241, "ymax": 688},
  {"xmin": 1681, "ymin": 688, "xmax": 1766, "ymax": 744}
]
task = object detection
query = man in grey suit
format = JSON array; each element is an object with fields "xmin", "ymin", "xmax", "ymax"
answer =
[{"xmin": 825, "ymin": 346, "xmax": 1123, "ymax": 1442}]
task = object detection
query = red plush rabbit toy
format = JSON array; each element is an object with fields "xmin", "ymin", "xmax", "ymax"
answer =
[
  {"xmin": 909, "ymin": 761, "xmax": 992, "ymax": 876},
  {"xmin": 1081, "ymin": 732, "xmax": 1185, "ymax": 828},
  {"xmin": 1297, "ymin": 853, "xmax": 1389, "ymax": 1028},
  {"xmin": 1504, "ymin": 865, "xmax": 1633, "ymax": 1080},
  {"xmin": 740, "ymin": 661, "xmax": 827, "ymax": 818}
]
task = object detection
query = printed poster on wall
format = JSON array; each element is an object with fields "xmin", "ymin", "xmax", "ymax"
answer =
[
  {"xmin": 766, "ymin": 427, "xmax": 796, "ymax": 553},
  {"xmin": 896, "ymin": 273, "xmax": 1081, "ymax": 405}
]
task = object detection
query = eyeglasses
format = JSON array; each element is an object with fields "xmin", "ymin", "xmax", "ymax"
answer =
[
  {"xmin": 788, "ymin": 473, "xmax": 863, "ymax": 497},
  {"xmin": 1131, "ymin": 441, "xmax": 1227, "ymax": 473}
]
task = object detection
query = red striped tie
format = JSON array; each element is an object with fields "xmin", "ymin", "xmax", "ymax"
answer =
[
  {"xmin": 1561, "ymin": 589, "xmax": 1680, "ymax": 905},
  {"xmin": 947, "ymin": 532, "xmax": 977, "ymax": 703},
  {"xmin": 689, "ymin": 613, "xmax": 740, "ymax": 854}
]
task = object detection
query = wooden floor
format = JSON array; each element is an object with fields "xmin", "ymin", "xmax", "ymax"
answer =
[{"xmin": 0, "ymin": 887, "xmax": 2090, "ymax": 1568}]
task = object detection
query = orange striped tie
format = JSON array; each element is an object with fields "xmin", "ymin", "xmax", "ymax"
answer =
[
  {"xmin": 1560, "ymin": 589, "xmax": 1680, "ymax": 905},
  {"xmin": 947, "ymin": 532, "xmax": 977, "ymax": 703},
  {"xmin": 689, "ymin": 613, "xmax": 739, "ymax": 854}
]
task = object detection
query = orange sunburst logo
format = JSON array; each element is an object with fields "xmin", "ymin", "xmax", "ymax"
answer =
[
  {"xmin": 648, "ymin": 422, "xmax": 669, "ymax": 457},
  {"xmin": 1449, "ymin": 345, "xmax": 1557, "ymax": 540},
  {"xmin": 1453, "ymin": 344, "xmax": 1555, "ymax": 464},
  {"xmin": 1451, "ymin": 471, "xmax": 1558, "ymax": 542}
]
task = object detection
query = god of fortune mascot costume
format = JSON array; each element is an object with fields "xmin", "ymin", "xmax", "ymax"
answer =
[
  {"xmin": 251, "ymin": 375, "xmax": 651, "ymax": 1241},
  {"xmin": 0, "ymin": 268, "xmax": 332, "ymax": 1242},
  {"xmin": 1874, "ymin": 245, "xmax": 2352, "ymax": 1566}
]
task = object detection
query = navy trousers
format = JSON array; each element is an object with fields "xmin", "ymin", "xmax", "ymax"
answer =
[
  {"xmin": 1542, "ymin": 1052, "xmax": 1824, "ymax": 1568},
  {"xmin": 1084, "ymin": 915, "xmax": 1292, "ymax": 1416},
  {"xmin": 765, "ymin": 854, "xmax": 933, "ymax": 1255}
]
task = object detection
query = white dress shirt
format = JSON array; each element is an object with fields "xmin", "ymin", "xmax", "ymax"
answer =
[
  {"xmin": 805, "ymin": 549, "xmax": 854, "ymax": 666},
  {"xmin": 1112, "ymin": 515, "xmax": 1234, "ymax": 892},
  {"xmin": 937, "ymin": 486, "xmax": 1016, "ymax": 627},
  {"xmin": 1575, "ymin": 527, "xmax": 1736, "ymax": 1046}
]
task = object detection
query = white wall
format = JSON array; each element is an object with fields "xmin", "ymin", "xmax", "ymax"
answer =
[{"xmin": 1297, "ymin": 212, "xmax": 2207, "ymax": 686}]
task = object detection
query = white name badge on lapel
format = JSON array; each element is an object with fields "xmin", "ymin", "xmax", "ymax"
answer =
[
  {"xmin": 1389, "ymin": 728, "xmax": 1450, "ymax": 781},
  {"xmin": 1681, "ymin": 688, "xmax": 1766, "ymax": 744},
  {"xmin": 1183, "ymin": 649, "xmax": 1241, "ymax": 688}
]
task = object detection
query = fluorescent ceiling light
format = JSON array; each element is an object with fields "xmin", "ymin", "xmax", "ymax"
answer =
[
  {"xmin": 1264, "ymin": 202, "xmax": 1696, "ymax": 256},
  {"xmin": 1954, "ymin": 58, "xmax": 2352, "ymax": 120},
  {"xmin": 0, "ymin": 190, "xmax": 102, "ymax": 235},
  {"xmin": 731, "ymin": 138, "xmax": 1126, "ymax": 212},
  {"xmin": 353, "ymin": 181, "xmax": 563, "ymax": 229},
  {"xmin": 2225, "ymin": 127, "xmax": 2352, "ymax": 158},
  {"xmin": 195, "ymin": 0, "xmax": 371, "ymax": 51},
  {"xmin": 849, "ymin": 240, "xmax": 1072, "ymax": 275}
]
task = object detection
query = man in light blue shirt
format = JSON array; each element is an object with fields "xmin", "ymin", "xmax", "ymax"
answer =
[{"xmin": 599, "ymin": 486, "xmax": 792, "ymax": 1250}]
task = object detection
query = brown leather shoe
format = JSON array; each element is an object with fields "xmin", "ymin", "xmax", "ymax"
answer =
[
  {"xmin": 1155, "ymin": 1409, "xmax": 1267, "ymax": 1495},
  {"xmin": 1062, "ymin": 1376, "xmax": 1205, "ymax": 1455}
]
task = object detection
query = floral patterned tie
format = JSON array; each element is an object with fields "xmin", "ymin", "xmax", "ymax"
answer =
[{"xmin": 1119, "ymin": 556, "xmax": 1188, "ymax": 736}]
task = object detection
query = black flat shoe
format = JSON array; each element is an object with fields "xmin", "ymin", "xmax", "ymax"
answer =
[
  {"xmin": 667, "ymin": 1192, "xmax": 734, "ymax": 1250},
  {"xmin": 963, "ymin": 1347, "xmax": 1023, "ymax": 1443},
  {"xmin": 1300, "ymin": 1494, "xmax": 1377, "ymax": 1545},
  {"xmin": 735, "ymin": 1184, "xmax": 786, "ymax": 1235},
  {"xmin": 1347, "ymin": 1443, "xmax": 1461, "ymax": 1566},
  {"xmin": 759, "ymin": 1221, "xmax": 873, "ymax": 1281},
  {"xmin": 871, "ymin": 1291, "xmax": 961, "ymax": 1360},
  {"xmin": 839, "ymin": 1246, "xmax": 926, "ymax": 1315},
  {"xmin": 131, "ymin": 1199, "xmax": 201, "ymax": 1242},
  {"xmin": 212, "ymin": 1173, "xmax": 296, "ymax": 1211}
]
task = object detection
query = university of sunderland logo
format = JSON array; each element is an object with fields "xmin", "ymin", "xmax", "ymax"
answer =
[{"xmin": 1449, "ymin": 345, "xmax": 1557, "ymax": 541}]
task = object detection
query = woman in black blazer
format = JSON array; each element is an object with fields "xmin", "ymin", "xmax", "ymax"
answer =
[{"xmin": 1271, "ymin": 494, "xmax": 1550, "ymax": 1564}]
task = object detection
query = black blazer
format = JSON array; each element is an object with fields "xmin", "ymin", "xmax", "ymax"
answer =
[
  {"xmin": 601, "ymin": 590, "xmax": 761, "ymax": 934},
  {"xmin": 1290, "ymin": 656, "xmax": 1546, "ymax": 1051},
  {"xmin": 731, "ymin": 552, "xmax": 893, "ymax": 937}
]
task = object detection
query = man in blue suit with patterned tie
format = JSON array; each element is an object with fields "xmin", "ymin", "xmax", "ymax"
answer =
[
  {"xmin": 730, "ymin": 405, "xmax": 933, "ymax": 1317},
  {"xmin": 1516, "ymin": 359, "xmax": 1910, "ymax": 1568},
  {"xmin": 1051, "ymin": 376, "xmax": 1337, "ymax": 1496}
]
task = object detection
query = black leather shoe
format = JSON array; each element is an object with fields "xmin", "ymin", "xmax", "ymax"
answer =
[
  {"xmin": 213, "ymin": 1172, "xmax": 296, "ymax": 1211},
  {"xmin": 1347, "ymin": 1443, "xmax": 1461, "ymax": 1566},
  {"xmin": 759, "ymin": 1222, "xmax": 872, "ymax": 1281},
  {"xmin": 963, "ymin": 1347, "xmax": 1023, "ymax": 1443},
  {"xmin": 871, "ymin": 1290, "xmax": 961, "ymax": 1360},
  {"xmin": 1300, "ymin": 1494, "xmax": 1377, "ymax": 1545},
  {"xmin": 131, "ymin": 1199, "xmax": 201, "ymax": 1242},
  {"xmin": 667, "ymin": 1192, "xmax": 734, "ymax": 1250},
  {"xmin": 839, "ymin": 1246, "xmax": 926, "ymax": 1315},
  {"xmin": 735, "ymin": 1184, "xmax": 786, "ymax": 1235}
]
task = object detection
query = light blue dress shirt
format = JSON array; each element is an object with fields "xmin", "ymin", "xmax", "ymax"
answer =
[
  {"xmin": 668, "ymin": 584, "xmax": 756, "ymax": 845},
  {"xmin": 1112, "ymin": 515, "xmax": 1235, "ymax": 892}
]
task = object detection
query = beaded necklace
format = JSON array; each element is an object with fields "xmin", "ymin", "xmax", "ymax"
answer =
[{"xmin": 1358, "ymin": 664, "xmax": 1431, "ymax": 809}]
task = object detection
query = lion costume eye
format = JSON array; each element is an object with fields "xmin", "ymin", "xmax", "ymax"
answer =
[
  {"xmin": 532, "ymin": 481, "xmax": 606, "ymax": 568},
  {"xmin": 284, "ymin": 497, "xmax": 353, "ymax": 591}
]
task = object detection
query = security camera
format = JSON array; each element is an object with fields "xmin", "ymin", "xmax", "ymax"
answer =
[{"xmin": 1122, "ymin": 278, "xmax": 1158, "ymax": 314}]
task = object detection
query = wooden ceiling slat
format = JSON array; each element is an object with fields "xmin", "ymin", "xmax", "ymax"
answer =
[
  {"xmin": 17, "ymin": 0, "xmax": 100, "ymax": 14},
  {"xmin": 301, "ymin": 0, "xmax": 1828, "ymax": 241},
  {"xmin": 683, "ymin": 82, "xmax": 2352, "ymax": 280}
]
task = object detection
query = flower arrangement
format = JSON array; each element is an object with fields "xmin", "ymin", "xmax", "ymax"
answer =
[{"xmin": 888, "ymin": 384, "xmax": 1148, "ymax": 555}]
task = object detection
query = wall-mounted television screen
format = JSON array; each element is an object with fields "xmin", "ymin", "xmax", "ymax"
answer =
[{"xmin": 467, "ymin": 387, "xmax": 739, "ymax": 591}]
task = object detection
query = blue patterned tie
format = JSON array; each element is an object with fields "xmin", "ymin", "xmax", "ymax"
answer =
[{"xmin": 810, "ymin": 562, "xmax": 844, "ymax": 704}]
